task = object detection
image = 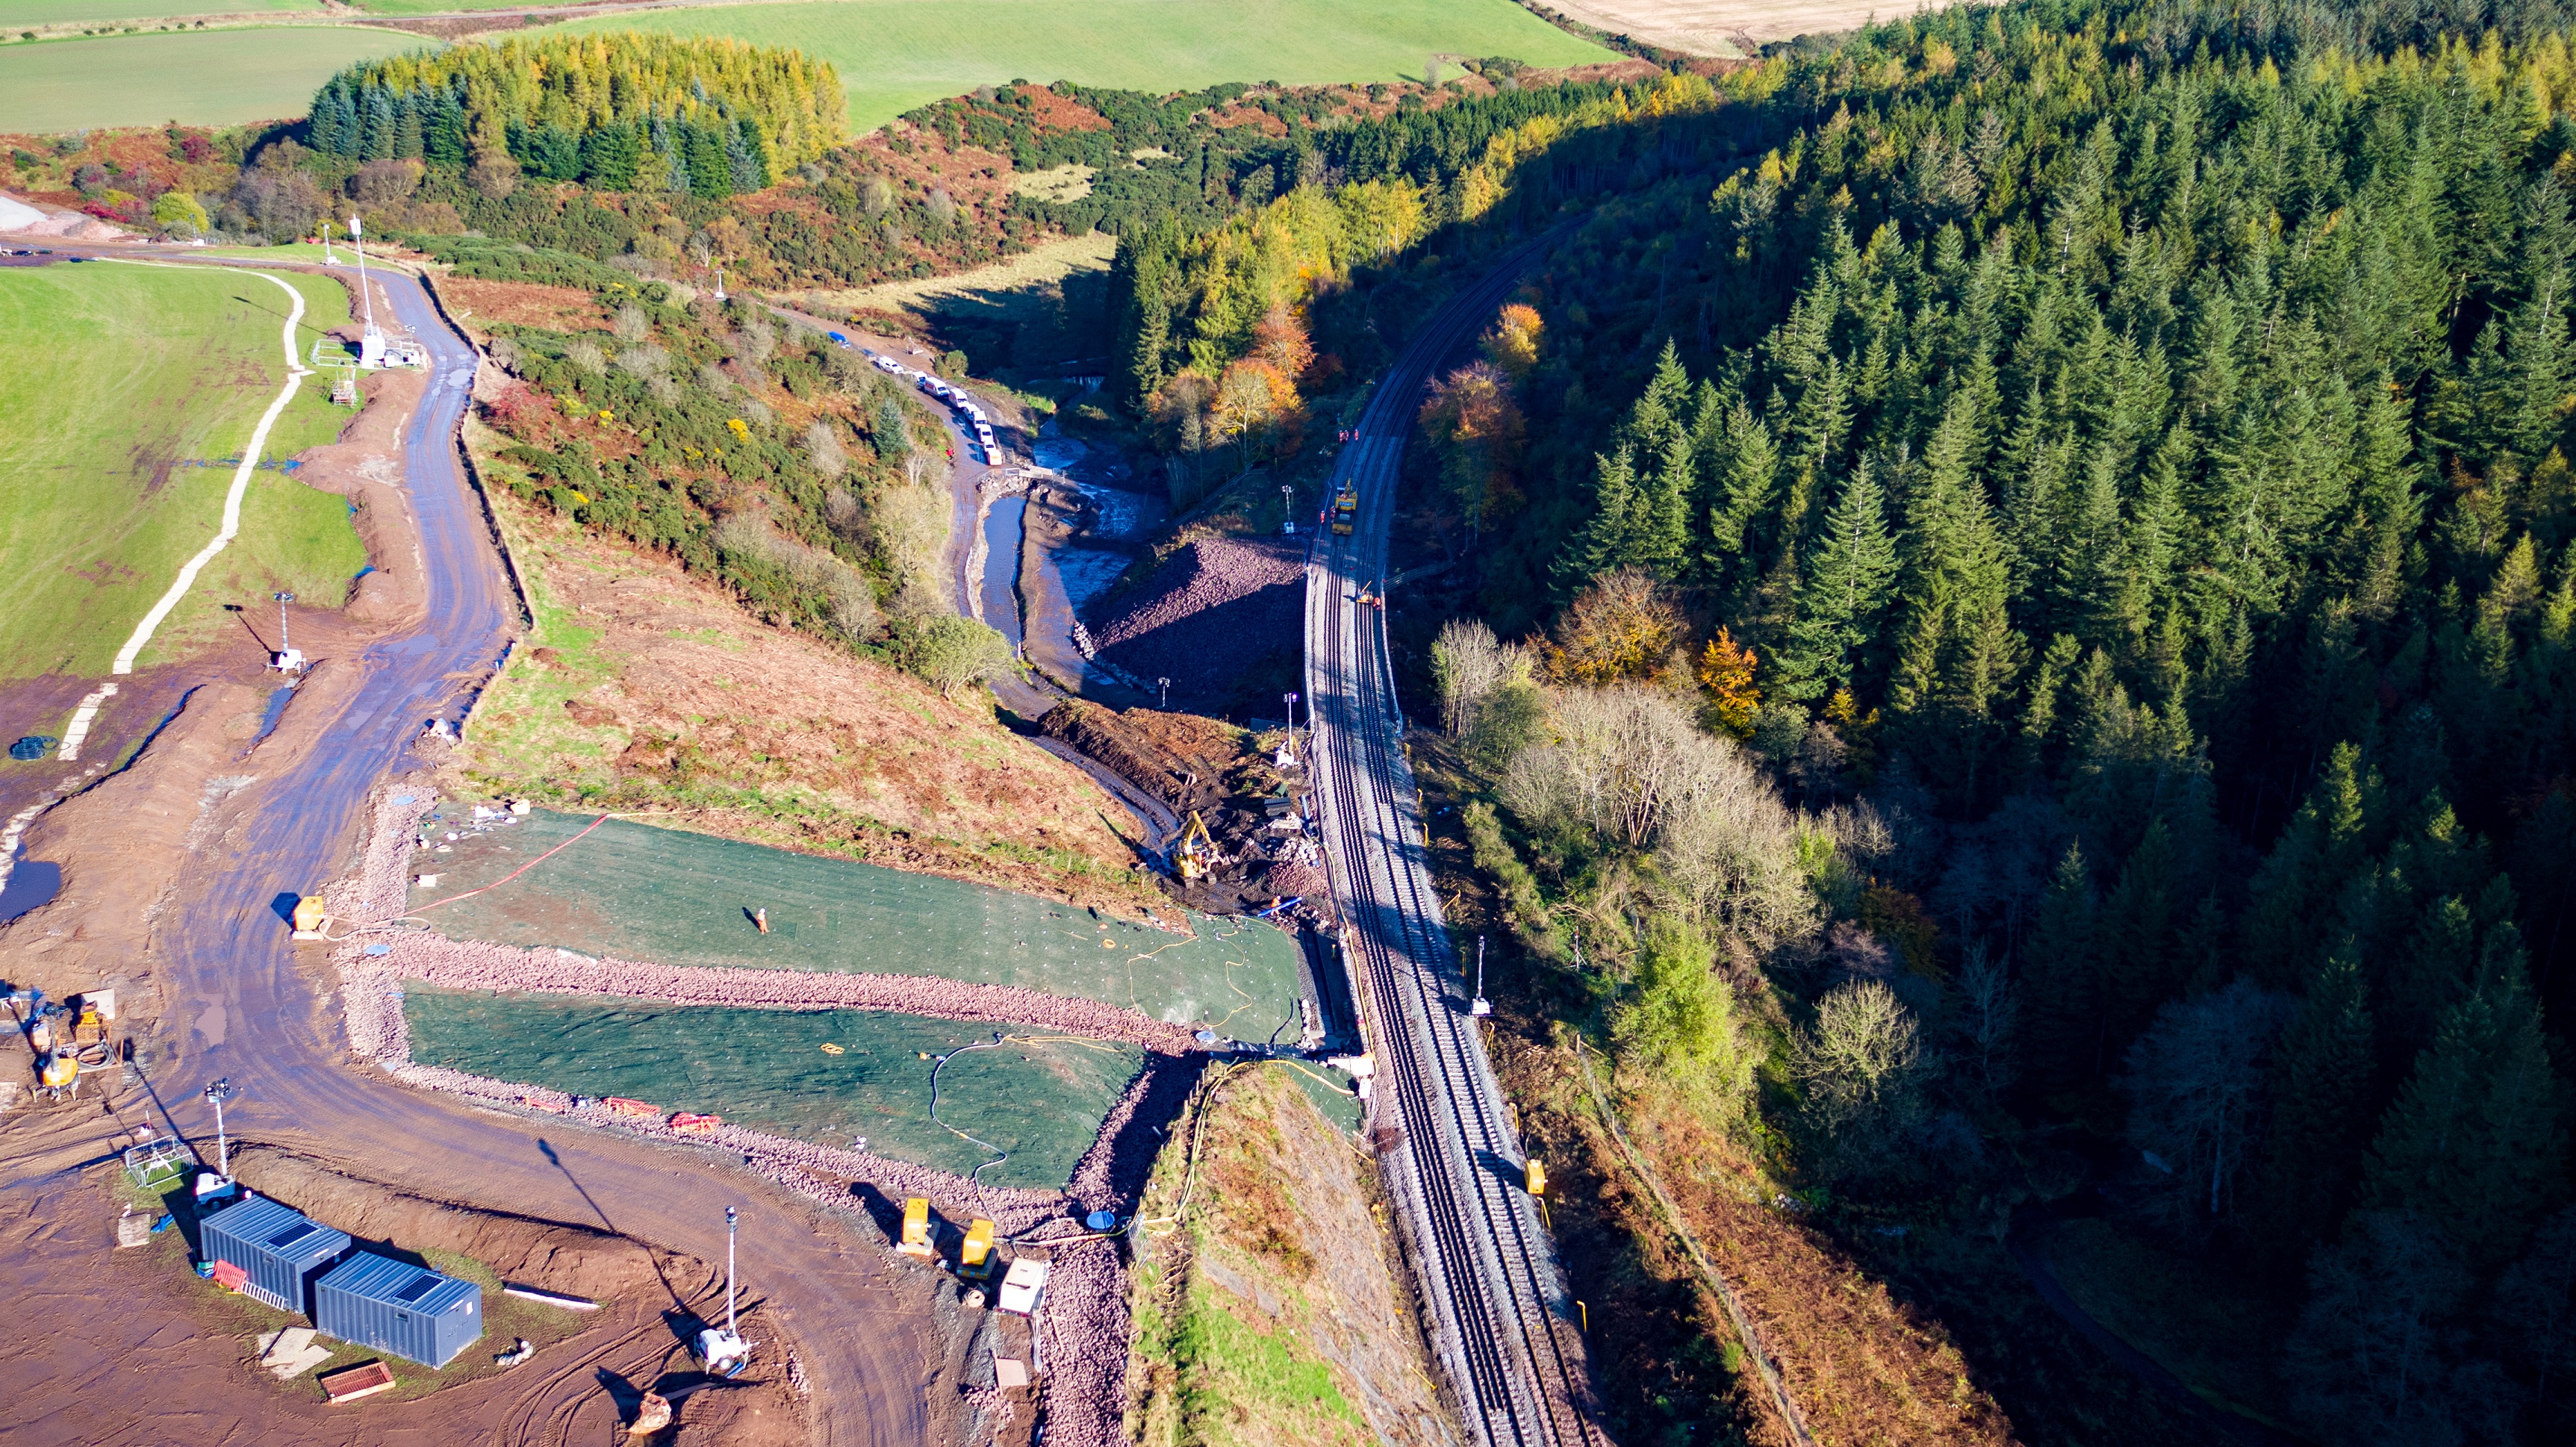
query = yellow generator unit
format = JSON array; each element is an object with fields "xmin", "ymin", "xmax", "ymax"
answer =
[
  {"xmin": 1524, "ymin": 1158, "xmax": 1548, "ymax": 1198},
  {"xmin": 897, "ymin": 1198, "xmax": 936, "ymax": 1259},
  {"xmin": 959, "ymin": 1219, "xmax": 1000, "ymax": 1281},
  {"xmin": 290, "ymin": 895, "xmax": 329, "ymax": 939}
]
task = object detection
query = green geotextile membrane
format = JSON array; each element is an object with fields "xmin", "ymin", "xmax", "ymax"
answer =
[
  {"xmin": 414, "ymin": 809, "xmax": 1305, "ymax": 1039},
  {"xmin": 404, "ymin": 989, "xmax": 1141, "ymax": 1189}
]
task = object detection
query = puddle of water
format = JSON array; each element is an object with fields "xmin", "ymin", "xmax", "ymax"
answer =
[
  {"xmin": 248, "ymin": 682, "xmax": 296, "ymax": 748},
  {"xmin": 1031, "ymin": 435, "xmax": 1088, "ymax": 471},
  {"xmin": 0, "ymin": 852, "xmax": 61, "ymax": 924},
  {"xmin": 980, "ymin": 494, "xmax": 1027, "ymax": 646}
]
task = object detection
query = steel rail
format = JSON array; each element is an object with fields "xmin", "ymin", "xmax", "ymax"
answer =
[{"xmin": 1304, "ymin": 224, "xmax": 1605, "ymax": 1446}]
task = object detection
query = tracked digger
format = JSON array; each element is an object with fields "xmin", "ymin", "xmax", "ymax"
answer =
[{"xmin": 1175, "ymin": 812, "xmax": 1218, "ymax": 882}]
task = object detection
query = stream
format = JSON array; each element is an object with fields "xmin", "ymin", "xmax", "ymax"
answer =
[{"xmin": 978, "ymin": 427, "xmax": 1166, "ymax": 692}]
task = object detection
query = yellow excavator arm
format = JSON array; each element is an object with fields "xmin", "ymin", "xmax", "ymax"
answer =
[{"xmin": 1176, "ymin": 811, "xmax": 1216, "ymax": 881}]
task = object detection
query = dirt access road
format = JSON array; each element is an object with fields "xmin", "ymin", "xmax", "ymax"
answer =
[{"xmin": 0, "ymin": 255, "xmax": 942, "ymax": 1445}]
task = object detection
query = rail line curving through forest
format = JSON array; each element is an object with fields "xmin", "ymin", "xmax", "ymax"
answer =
[{"xmin": 1304, "ymin": 223, "xmax": 1605, "ymax": 1447}]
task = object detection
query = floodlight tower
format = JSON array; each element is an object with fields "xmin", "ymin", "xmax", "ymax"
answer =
[
  {"xmin": 349, "ymin": 214, "xmax": 386, "ymax": 367},
  {"xmin": 272, "ymin": 591, "xmax": 303, "ymax": 672},
  {"xmin": 202, "ymin": 1078, "xmax": 235, "ymax": 1174},
  {"xmin": 697, "ymin": 1206, "xmax": 752, "ymax": 1376}
]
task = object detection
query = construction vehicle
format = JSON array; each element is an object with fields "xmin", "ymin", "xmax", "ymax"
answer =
[
  {"xmin": 1354, "ymin": 579, "xmax": 1382, "ymax": 609},
  {"xmin": 1175, "ymin": 812, "xmax": 1217, "ymax": 882},
  {"xmin": 897, "ymin": 1198, "xmax": 936, "ymax": 1259},
  {"xmin": 290, "ymin": 895, "xmax": 329, "ymax": 939},
  {"xmin": 958, "ymin": 1219, "xmax": 1000, "ymax": 1281},
  {"xmin": 1331, "ymin": 485, "xmax": 1358, "ymax": 535}
]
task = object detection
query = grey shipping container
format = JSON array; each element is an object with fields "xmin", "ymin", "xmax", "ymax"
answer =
[
  {"xmin": 314, "ymin": 1252, "xmax": 483, "ymax": 1368},
  {"xmin": 197, "ymin": 1195, "xmax": 352, "ymax": 1316}
]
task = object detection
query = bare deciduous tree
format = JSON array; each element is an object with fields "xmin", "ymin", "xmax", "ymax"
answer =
[
  {"xmin": 2120, "ymin": 978, "xmax": 2292, "ymax": 1227},
  {"xmin": 804, "ymin": 420, "xmax": 847, "ymax": 478},
  {"xmin": 1505, "ymin": 685, "xmax": 1814, "ymax": 947},
  {"xmin": 710, "ymin": 513, "xmax": 879, "ymax": 643},
  {"xmin": 1955, "ymin": 945, "xmax": 2020, "ymax": 1096},
  {"xmin": 1430, "ymin": 617, "xmax": 1527, "ymax": 735}
]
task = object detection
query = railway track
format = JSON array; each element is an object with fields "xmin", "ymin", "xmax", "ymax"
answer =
[{"xmin": 1304, "ymin": 227, "xmax": 1604, "ymax": 1447}]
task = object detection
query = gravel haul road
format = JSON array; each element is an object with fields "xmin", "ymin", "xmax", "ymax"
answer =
[
  {"xmin": 1305, "ymin": 227, "xmax": 1608, "ymax": 1447},
  {"xmin": 2, "ymin": 258, "xmax": 938, "ymax": 1445}
]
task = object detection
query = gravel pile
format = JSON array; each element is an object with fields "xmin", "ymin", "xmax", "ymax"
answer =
[
  {"xmin": 1094, "ymin": 537, "xmax": 1304, "ymax": 706},
  {"xmin": 343, "ymin": 933, "xmax": 1206, "ymax": 1057},
  {"xmin": 1031, "ymin": 1238, "xmax": 1133, "ymax": 1447},
  {"xmin": 1065, "ymin": 1053, "xmax": 1204, "ymax": 1213}
]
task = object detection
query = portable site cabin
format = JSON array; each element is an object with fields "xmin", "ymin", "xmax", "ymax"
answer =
[
  {"xmin": 198, "ymin": 1196, "xmax": 352, "ymax": 1317},
  {"xmin": 314, "ymin": 1253, "xmax": 484, "ymax": 1368}
]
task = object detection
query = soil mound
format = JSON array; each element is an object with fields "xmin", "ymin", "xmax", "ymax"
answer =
[{"xmin": 1093, "ymin": 535, "xmax": 1303, "ymax": 717}]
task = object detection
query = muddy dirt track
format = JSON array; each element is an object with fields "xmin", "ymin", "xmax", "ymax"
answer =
[{"xmin": 0, "ymin": 258, "xmax": 940, "ymax": 1444}]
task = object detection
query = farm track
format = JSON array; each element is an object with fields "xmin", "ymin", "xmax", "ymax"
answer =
[{"xmin": 1304, "ymin": 224, "xmax": 1604, "ymax": 1447}]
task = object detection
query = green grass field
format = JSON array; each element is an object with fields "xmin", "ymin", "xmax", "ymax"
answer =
[
  {"xmin": 0, "ymin": 27, "xmax": 431, "ymax": 133},
  {"xmin": 4, "ymin": 0, "xmax": 320, "ymax": 26},
  {"xmin": 0, "ymin": 261, "xmax": 370, "ymax": 679},
  {"xmin": 345, "ymin": 0, "xmax": 547, "ymax": 13},
  {"xmin": 542, "ymin": 0, "xmax": 1615, "ymax": 133}
]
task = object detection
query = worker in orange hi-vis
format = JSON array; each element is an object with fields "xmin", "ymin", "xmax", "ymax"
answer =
[{"xmin": 754, "ymin": 908, "xmax": 771, "ymax": 935}]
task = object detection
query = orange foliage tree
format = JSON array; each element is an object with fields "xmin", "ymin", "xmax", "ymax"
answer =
[
  {"xmin": 1697, "ymin": 628, "xmax": 1761, "ymax": 737},
  {"xmin": 1251, "ymin": 302, "xmax": 1315, "ymax": 382},
  {"xmin": 1211, "ymin": 358, "xmax": 1301, "ymax": 476},
  {"xmin": 1417, "ymin": 361, "xmax": 1527, "ymax": 540},
  {"xmin": 1545, "ymin": 567, "xmax": 1687, "ymax": 685}
]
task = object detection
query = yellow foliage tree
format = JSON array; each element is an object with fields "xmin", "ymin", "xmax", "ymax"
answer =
[
  {"xmin": 1546, "ymin": 567, "xmax": 1686, "ymax": 685},
  {"xmin": 1481, "ymin": 303, "xmax": 1543, "ymax": 380},
  {"xmin": 1697, "ymin": 629, "xmax": 1761, "ymax": 737}
]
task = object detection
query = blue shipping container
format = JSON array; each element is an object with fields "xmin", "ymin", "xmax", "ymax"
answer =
[
  {"xmin": 314, "ymin": 1253, "xmax": 484, "ymax": 1368},
  {"xmin": 198, "ymin": 1195, "xmax": 352, "ymax": 1317}
]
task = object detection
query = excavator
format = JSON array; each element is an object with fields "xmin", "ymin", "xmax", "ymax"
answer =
[{"xmin": 1175, "ymin": 812, "xmax": 1217, "ymax": 882}]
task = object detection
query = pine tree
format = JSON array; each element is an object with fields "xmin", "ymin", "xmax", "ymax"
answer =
[
  {"xmin": 1559, "ymin": 444, "xmax": 1641, "ymax": 589},
  {"xmin": 362, "ymin": 90, "xmax": 396, "ymax": 161},
  {"xmin": 1705, "ymin": 396, "xmax": 1779, "ymax": 589},
  {"xmin": 2242, "ymin": 742, "xmax": 2378, "ymax": 986},
  {"xmin": 2256, "ymin": 939, "xmax": 2380, "ymax": 1259},
  {"xmin": 2382, "ymin": 894, "xmax": 2478, "ymax": 1071},
  {"xmin": 2362, "ymin": 954, "xmax": 2572, "ymax": 1269},
  {"xmin": 1776, "ymin": 458, "xmax": 1898, "ymax": 701},
  {"xmin": 2024, "ymin": 841, "xmax": 2102, "ymax": 1093},
  {"xmin": 2097, "ymin": 818, "xmax": 2180, "ymax": 1067}
]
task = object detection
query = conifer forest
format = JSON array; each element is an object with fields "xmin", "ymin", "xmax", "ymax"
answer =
[{"xmin": 1101, "ymin": 1, "xmax": 2576, "ymax": 1441}]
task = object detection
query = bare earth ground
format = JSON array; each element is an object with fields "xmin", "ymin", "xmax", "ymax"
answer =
[
  {"xmin": 452, "ymin": 495, "xmax": 1164, "ymax": 911},
  {"xmin": 1, "ymin": 357, "xmax": 430, "ymax": 1007},
  {"xmin": 1537, "ymin": 0, "xmax": 1955, "ymax": 53}
]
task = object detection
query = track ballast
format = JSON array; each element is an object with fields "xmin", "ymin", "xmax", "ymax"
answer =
[{"xmin": 1303, "ymin": 228, "xmax": 1605, "ymax": 1447}]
